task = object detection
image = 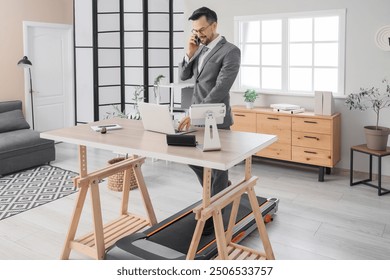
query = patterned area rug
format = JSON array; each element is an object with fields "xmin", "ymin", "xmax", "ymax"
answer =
[{"xmin": 0, "ymin": 165, "xmax": 77, "ymax": 221}]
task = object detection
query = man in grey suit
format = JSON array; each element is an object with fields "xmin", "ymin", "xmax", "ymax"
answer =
[{"xmin": 178, "ymin": 7, "xmax": 241, "ymax": 234}]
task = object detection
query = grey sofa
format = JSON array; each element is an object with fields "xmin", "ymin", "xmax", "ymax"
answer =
[{"xmin": 0, "ymin": 100, "xmax": 55, "ymax": 176}]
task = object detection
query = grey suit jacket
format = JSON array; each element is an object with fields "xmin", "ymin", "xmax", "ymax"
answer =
[{"xmin": 179, "ymin": 37, "xmax": 241, "ymax": 128}]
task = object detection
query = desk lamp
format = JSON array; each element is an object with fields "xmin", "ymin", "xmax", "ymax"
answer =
[{"xmin": 17, "ymin": 56, "xmax": 34, "ymax": 130}]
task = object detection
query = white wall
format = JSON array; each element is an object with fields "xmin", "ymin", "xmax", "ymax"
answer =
[{"xmin": 183, "ymin": 0, "xmax": 390, "ymax": 175}]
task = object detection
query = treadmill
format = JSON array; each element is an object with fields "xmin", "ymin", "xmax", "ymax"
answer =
[{"xmin": 105, "ymin": 194, "xmax": 279, "ymax": 260}]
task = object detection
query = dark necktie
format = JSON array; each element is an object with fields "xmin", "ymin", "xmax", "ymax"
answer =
[{"xmin": 198, "ymin": 46, "xmax": 209, "ymax": 71}]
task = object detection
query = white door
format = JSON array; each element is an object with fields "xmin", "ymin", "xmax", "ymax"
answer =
[{"xmin": 23, "ymin": 21, "xmax": 74, "ymax": 132}]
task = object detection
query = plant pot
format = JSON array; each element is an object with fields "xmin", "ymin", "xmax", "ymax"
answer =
[
  {"xmin": 245, "ymin": 102, "xmax": 254, "ymax": 109},
  {"xmin": 364, "ymin": 126, "xmax": 390, "ymax": 151}
]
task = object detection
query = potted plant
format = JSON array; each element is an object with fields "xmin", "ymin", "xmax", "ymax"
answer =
[
  {"xmin": 131, "ymin": 85, "xmax": 145, "ymax": 120},
  {"xmin": 153, "ymin": 74, "xmax": 165, "ymax": 104},
  {"xmin": 243, "ymin": 89, "xmax": 258, "ymax": 109},
  {"xmin": 345, "ymin": 78, "xmax": 390, "ymax": 150}
]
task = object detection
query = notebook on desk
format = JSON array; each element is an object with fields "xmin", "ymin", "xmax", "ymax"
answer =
[{"xmin": 138, "ymin": 103, "xmax": 195, "ymax": 135}]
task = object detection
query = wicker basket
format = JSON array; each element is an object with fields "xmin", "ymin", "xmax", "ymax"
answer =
[{"xmin": 107, "ymin": 157, "xmax": 139, "ymax": 192}]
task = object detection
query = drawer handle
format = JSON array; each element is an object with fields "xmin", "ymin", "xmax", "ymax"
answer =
[
  {"xmin": 234, "ymin": 114, "xmax": 246, "ymax": 117},
  {"xmin": 304, "ymin": 136, "xmax": 320, "ymax": 141},
  {"xmin": 304, "ymin": 150, "xmax": 317, "ymax": 154},
  {"xmin": 304, "ymin": 120, "xmax": 318, "ymax": 124},
  {"xmin": 267, "ymin": 117, "xmax": 279, "ymax": 120}
]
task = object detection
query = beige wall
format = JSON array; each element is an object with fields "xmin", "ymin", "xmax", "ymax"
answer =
[{"xmin": 0, "ymin": 0, "xmax": 73, "ymax": 108}]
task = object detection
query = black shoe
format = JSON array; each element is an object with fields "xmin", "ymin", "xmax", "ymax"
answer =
[{"xmin": 202, "ymin": 218, "xmax": 214, "ymax": 236}]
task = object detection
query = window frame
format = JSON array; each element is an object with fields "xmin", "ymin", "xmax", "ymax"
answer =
[{"xmin": 234, "ymin": 9, "xmax": 346, "ymax": 96}]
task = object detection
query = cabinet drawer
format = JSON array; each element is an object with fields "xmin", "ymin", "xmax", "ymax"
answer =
[
  {"xmin": 292, "ymin": 131, "xmax": 331, "ymax": 150},
  {"xmin": 257, "ymin": 114, "xmax": 291, "ymax": 143},
  {"xmin": 232, "ymin": 112, "xmax": 256, "ymax": 132},
  {"xmin": 292, "ymin": 146, "xmax": 332, "ymax": 166},
  {"xmin": 292, "ymin": 117, "xmax": 331, "ymax": 134},
  {"xmin": 256, "ymin": 142, "xmax": 291, "ymax": 161}
]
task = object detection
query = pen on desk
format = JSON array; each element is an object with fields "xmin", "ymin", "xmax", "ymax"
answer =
[{"xmin": 98, "ymin": 125, "xmax": 117, "ymax": 128}]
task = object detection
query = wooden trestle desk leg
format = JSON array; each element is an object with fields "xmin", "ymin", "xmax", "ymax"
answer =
[
  {"xmin": 186, "ymin": 167, "xmax": 212, "ymax": 260},
  {"xmin": 245, "ymin": 157, "xmax": 252, "ymax": 180},
  {"xmin": 202, "ymin": 167, "xmax": 212, "ymax": 208},
  {"xmin": 247, "ymin": 186, "xmax": 275, "ymax": 260},
  {"xmin": 61, "ymin": 150, "xmax": 157, "ymax": 260},
  {"xmin": 89, "ymin": 180, "xmax": 105, "ymax": 259},
  {"xmin": 120, "ymin": 167, "xmax": 132, "ymax": 215},
  {"xmin": 225, "ymin": 197, "xmax": 241, "ymax": 243},
  {"xmin": 187, "ymin": 158, "xmax": 275, "ymax": 260},
  {"xmin": 133, "ymin": 164, "xmax": 157, "ymax": 225},
  {"xmin": 121, "ymin": 155, "xmax": 138, "ymax": 215},
  {"xmin": 213, "ymin": 208, "xmax": 229, "ymax": 259},
  {"xmin": 121, "ymin": 158, "xmax": 157, "ymax": 225},
  {"xmin": 245, "ymin": 157, "xmax": 275, "ymax": 260},
  {"xmin": 61, "ymin": 145, "xmax": 88, "ymax": 260}
]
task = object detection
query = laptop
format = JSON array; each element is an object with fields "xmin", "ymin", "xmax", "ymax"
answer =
[{"xmin": 138, "ymin": 103, "xmax": 195, "ymax": 135}]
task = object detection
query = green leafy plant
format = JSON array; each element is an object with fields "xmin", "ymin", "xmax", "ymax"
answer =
[
  {"xmin": 105, "ymin": 85, "xmax": 145, "ymax": 120},
  {"xmin": 104, "ymin": 105, "xmax": 129, "ymax": 119},
  {"xmin": 132, "ymin": 85, "xmax": 144, "ymax": 105},
  {"xmin": 345, "ymin": 78, "xmax": 390, "ymax": 130},
  {"xmin": 130, "ymin": 85, "xmax": 145, "ymax": 120},
  {"xmin": 153, "ymin": 74, "xmax": 165, "ymax": 101},
  {"xmin": 154, "ymin": 74, "xmax": 165, "ymax": 87},
  {"xmin": 243, "ymin": 89, "xmax": 258, "ymax": 103}
]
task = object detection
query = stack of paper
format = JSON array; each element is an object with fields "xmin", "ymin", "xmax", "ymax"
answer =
[{"xmin": 270, "ymin": 104, "xmax": 305, "ymax": 114}]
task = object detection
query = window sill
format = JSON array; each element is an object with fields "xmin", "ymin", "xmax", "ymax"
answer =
[{"xmin": 230, "ymin": 89, "xmax": 347, "ymax": 99}]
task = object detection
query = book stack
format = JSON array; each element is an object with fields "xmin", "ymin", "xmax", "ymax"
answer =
[{"xmin": 270, "ymin": 104, "xmax": 305, "ymax": 114}]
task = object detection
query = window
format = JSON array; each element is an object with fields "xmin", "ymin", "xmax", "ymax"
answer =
[{"xmin": 234, "ymin": 10, "xmax": 346, "ymax": 96}]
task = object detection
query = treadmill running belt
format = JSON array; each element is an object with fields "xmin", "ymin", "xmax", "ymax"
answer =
[
  {"xmin": 147, "ymin": 195, "xmax": 266, "ymax": 255},
  {"xmin": 106, "ymin": 195, "xmax": 275, "ymax": 260}
]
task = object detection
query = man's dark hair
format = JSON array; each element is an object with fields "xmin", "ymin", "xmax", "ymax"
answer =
[{"xmin": 188, "ymin": 7, "xmax": 218, "ymax": 23}]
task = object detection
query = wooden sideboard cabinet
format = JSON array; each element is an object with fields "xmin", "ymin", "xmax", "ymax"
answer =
[{"xmin": 231, "ymin": 106, "xmax": 341, "ymax": 181}]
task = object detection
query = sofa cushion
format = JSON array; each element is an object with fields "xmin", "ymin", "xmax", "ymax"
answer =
[
  {"xmin": 0, "ymin": 100, "xmax": 22, "ymax": 113},
  {"xmin": 0, "ymin": 109, "xmax": 30, "ymax": 133},
  {"xmin": 0, "ymin": 129, "xmax": 53, "ymax": 160}
]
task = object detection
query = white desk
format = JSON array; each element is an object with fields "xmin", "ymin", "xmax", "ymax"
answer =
[{"xmin": 41, "ymin": 118, "xmax": 277, "ymax": 260}]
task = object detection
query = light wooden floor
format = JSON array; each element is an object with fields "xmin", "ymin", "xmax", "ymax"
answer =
[{"xmin": 1, "ymin": 142, "xmax": 389, "ymax": 260}]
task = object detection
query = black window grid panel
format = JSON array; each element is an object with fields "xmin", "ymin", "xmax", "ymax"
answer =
[{"xmin": 74, "ymin": 0, "xmax": 184, "ymax": 121}]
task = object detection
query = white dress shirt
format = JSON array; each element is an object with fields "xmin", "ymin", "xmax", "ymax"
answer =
[{"xmin": 185, "ymin": 34, "xmax": 223, "ymax": 72}]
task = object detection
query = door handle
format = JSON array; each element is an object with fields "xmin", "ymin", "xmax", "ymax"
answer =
[
  {"xmin": 304, "ymin": 150, "xmax": 317, "ymax": 154},
  {"xmin": 234, "ymin": 114, "xmax": 246, "ymax": 117},
  {"xmin": 304, "ymin": 120, "xmax": 318, "ymax": 124},
  {"xmin": 267, "ymin": 117, "xmax": 279, "ymax": 120}
]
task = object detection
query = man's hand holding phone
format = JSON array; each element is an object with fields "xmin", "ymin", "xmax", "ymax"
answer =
[
  {"xmin": 186, "ymin": 34, "xmax": 201, "ymax": 60},
  {"xmin": 194, "ymin": 35, "xmax": 201, "ymax": 46}
]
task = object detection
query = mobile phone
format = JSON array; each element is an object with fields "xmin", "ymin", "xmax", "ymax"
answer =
[{"xmin": 194, "ymin": 35, "xmax": 201, "ymax": 46}]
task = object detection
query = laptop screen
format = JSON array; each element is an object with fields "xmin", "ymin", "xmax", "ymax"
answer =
[{"xmin": 138, "ymin": 103, "xmax": 176, "ymax": 134}]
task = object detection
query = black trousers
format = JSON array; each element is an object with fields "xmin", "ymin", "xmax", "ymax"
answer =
[
  {"xmin": 188, "ymin": 165, "xmax": 229, "ymax": 197},
  {"xmin": 189, "ymin": 127, "xmax": 230, "ymax": 197}
]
